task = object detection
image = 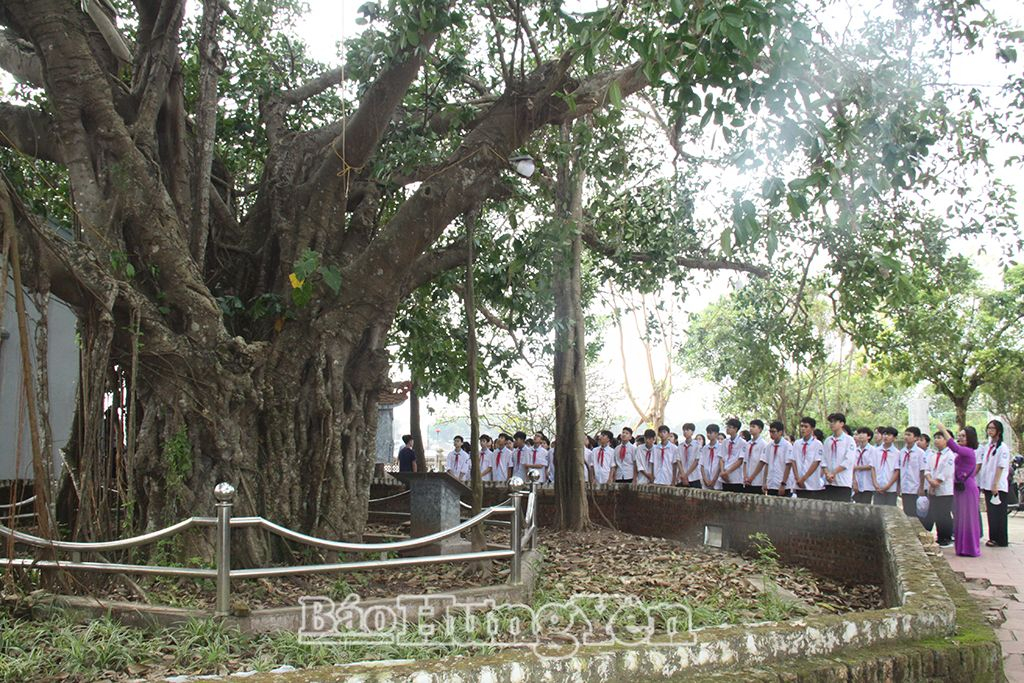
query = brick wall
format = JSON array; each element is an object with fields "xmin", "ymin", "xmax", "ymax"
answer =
[{"xmin": 370, "ymin": 479, "xmax": 888, "ymax": 587}]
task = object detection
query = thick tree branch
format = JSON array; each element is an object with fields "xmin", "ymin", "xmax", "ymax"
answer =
[
  {"xmin": 580, "ymin": 224, "xmax": 770, "ymax": 277},
  {"xmin": 310, "ymin": 21, "xmax": 448, "ymax": 187},
  {"xmin": 0, "ymin": 102, "xmax": 63, "ymax": 163},
  {"xmin": 280, "ymin": 64, "xmax": 348, "ymax": 105},
  {"xmin": 548, "ymin": 61, "xmax": 649, "ymax": 124},
  {"xmin": 190, "ymin": 0, "xmax": 224, "ymax": 267},
  {"xmin": 403, "ymin": 239, "xmax": 469, "ymax": 296},
  {"xmin": 131, "ymin": 0, "xmax": 186, "ymax": 136},
  {"xmin": 0, "ymin": 29, "xmax": 43, "ymax": 85}
]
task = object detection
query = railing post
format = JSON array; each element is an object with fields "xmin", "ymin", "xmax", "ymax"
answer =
[
  {"xmin": 527, "ymin": 469, "xmax": 539, "ymax": 551},
  {"xmin": 511, "ymin": 491, "xmax": 523, "ymax": 584},
  {"xmin": 214, "ymin": 482, "xmax": 235, "ymax": 617}
]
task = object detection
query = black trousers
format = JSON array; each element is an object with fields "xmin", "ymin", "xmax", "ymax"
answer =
[
  {"xmin": 688, "ymin": 480, "xmax": 702, "ymax": 488},
  {"xmin": 901, "ymin": 493, "xmax": 920, "ymax": 518},
  {"xmin": 985, "ymin": 491, "xmax": 1009, "ymax": 546},
  {"xmin": 826, "ymin": 486, "xmax": 851, "ymax": 502},
  {"xmin": 766, "ymin": 489, "xmax": 792, "ymax": 497},
  {"xmin": 873, "ymin": 491, "xmax": 898, "ymax": 506},
  {"xmin": 852, "ymin": 491, "xmax": 873, "ymax": 504},
  {"xmin": 743, "ymin": 485, "xmax": 763, "ymax": 494},
  {"xmin": 722, "ymin": 483, "xmax": 744, "ymax": 493},
  {"xmin": 615, "ymin": 478, "xmax": 634, "ymax": 484},
  {"xmin": 796, "ymin": 489, "xmax": 822, "ymax": 500},
  {"xmin": 924, "ymin": 495, "xmax": 954, "ymax": 544}
]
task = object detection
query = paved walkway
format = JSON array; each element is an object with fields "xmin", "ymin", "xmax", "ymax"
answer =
[{"xmin": 942, "ymin": 512, "xmax": 1024, "ymax": 681}]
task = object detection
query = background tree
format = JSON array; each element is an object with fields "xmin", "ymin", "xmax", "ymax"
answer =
[
  {"xmin": 837, "ymin": 261, "xmax": 1024, "ymax": 427},
  {"xmin": 981, "ymin": 358, "xmax": 1024, "ymax": 451}
]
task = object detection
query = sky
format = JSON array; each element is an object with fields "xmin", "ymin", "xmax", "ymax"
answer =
[{"xmin": 280, "ymin": 0, "xmax": 1024, "ymax": 449}]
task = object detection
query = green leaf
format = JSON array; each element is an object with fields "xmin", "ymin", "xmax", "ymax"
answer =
[
  {"xmin": 320, "ymin": 265, "xmax": 342, "ymax": 295},
  {"xmin": 294, "ymin": 249, "xmax": 320, "ymax": 281},
  {"xmin": 608, "ymin": 80, "xmax": 622, "ymax": 108},
  {"xmin": 720, "ymin": 228, "xmax": 733, "ymax": 256},
  {"xmin": 670, "ymin": 0, "xmax": 686, "ymax": 19},
  {"xmin": 291, "ymin": 283, "xmax": 312, "ymax": 308}
]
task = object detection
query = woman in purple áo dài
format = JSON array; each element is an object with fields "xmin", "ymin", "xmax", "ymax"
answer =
[{"xmin": 938, "ymin": 422, "xmax": 981, "ymax": 558}]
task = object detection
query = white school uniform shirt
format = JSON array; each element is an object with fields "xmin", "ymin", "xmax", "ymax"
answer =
[
  {"xmin": 765, "ymin": 437, "xmax": 793, "ymax": 490},
  {"xmin": 743, "ymin": 436, "xmax": 768, "ymax": 487},
  {"xmin": 613, "ymin": 442, "xmax": 636, "ymax": 480},
  {"xmin": 679, "ymin": 440, "xmax": 702, "ymax": 482},
  {"xmin": 634, "ymin": 443, "xmax": 656, "ymax": 483},
  {"xmin": 852, "ymin": 444, "xmax": 876, "ymax": 492},
  {"xmin": 700, "ymin": 441, "xmax": 723, "ymax": 490},
  {"xmin": 651, "ymin": 442, "xmax": 678, "ymax": 485},
  {"xmin": 589, "ymin": 444, "xmax": 616, "ymax": 483},
  {"xmin": 898, "ymin": 444, "xmax": 925, "ymax": 495},
  {"xmin": 978, "ymin": 440, "xmax": 1011, "ymax": 492},
  {"xmin": 522, "ymin": 445, "xmax": 549, "ymax": 483},
  {"xmin": 924, "ymin": 447, "xmax": 955, "ymax": 497},
  {"xmin": 511, "ymin": 445, "xmax": 530, "ymax": 479},
  {"xmin": 792, "ymin": 437, "xmax": 824, "ymax": 491},
  {"xmin": 720, "ymin": 435, "xmax": 748, "ymax": 485},
  {"xmin": 446, "ymin": 448, "xmax": 471, "ymax": 481},
  {"xmin": 822, "ymin": 433, "xmax": 856, "ymax": 488},
  {"xmin": 487, "ymin": 446, "xmax": 512, "ymax": 482},
  {"xmin": 874, "ymin": 444, "xmax": 899, "ymax": 492}
]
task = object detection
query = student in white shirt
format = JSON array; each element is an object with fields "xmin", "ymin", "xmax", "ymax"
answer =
[
  {"xmin": 793, "ymin": 417, "xmax": 824, "ymax": 499},
  {"xmin": 635, "ymin": 429, "xmax": 657, "ymax": 484},
  {"xmin": 679, "ymin": 423, "xmax": 702, "ymax": 488},
  {"xmin": 491, "ymin": 433, "xmax": 513, "ymax": 482},
  {"xmin": 720, "ymin": 418, "xmax": 747, "ymax": 493},
  {"xmin": 822, "ymin": 413, "xmax": 855, "ymax": 502},
  {"xmin": 701, "ymin": 424, "xmax": 723, "ymax": 490},
  {"xmin": 924, "ymin": 430, "xmax": 955, "ymax": 547},
  {"xmin": 651, "ymin": 425, "xmax": 679, "ymax": 486},
  {"xmin": 588, "ymin": 430, "xmax": 617, "ymax": 484},
  {"xmin": 851, "ymin": 427, "xmax": 876, "ymax": 504},
  {"xmin": 445, "ymin": 436, "xmax": 470, "ymax": 481},
  {"xmin": 742, "ymin": 419, "xmax": 768, "ymax": 494},
  {"xmin": 510, "ymin": 431, "xmax": 529, "ymax": 480},
  {"xmin": 522, "ymin": 431, "xmax": 549, "ymax": 483},
  {"xmin": 979, "ymin": 419, "xmax": 1011, "ymax": 547},
  {"xmin": 872, "ymin": 427, "xmax": 901, "ymax": 506},
  {"xmin": 479, "ymin": 434, "xmax": 495, "ymax": 481},
  {"xmin": 764, "ymin": 421, "xmax": 793, "ymax": 495},
  {"xmin": 917, "ymin": 433, "xmax": 932, "ymax": 456},
  {"xmin": 898, "ymin": 427, "xmax": 927, "ymax": 522},
  {"xmin": 614, "ymin": 428, "xmax": 637, "ymax": 484}
]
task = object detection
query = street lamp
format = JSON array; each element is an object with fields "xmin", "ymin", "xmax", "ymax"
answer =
[{"xmin": 509, "ymin": 154, "xmax": 536, "ymax": 178}]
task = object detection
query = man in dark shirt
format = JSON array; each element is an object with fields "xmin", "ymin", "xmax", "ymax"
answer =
[{"xmin": 398, "ymin": 434, "xmax": 417, "ymax": 472}]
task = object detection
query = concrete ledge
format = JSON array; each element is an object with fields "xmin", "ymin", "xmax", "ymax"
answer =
[{"xmin": 322, "ymin": 481, "xmax": 966, "ymax": 681}]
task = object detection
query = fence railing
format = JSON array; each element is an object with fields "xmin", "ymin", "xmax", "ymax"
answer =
[{"xmin": 0, "ymin": 477, "xmax": 538, "ymax": 617}]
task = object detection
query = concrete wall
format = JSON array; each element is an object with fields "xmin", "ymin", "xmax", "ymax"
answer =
[
  {"xmin": 0, "ymin": 279, "xmax": 77, "ymax": 482},
  {"xmin": 356, "ymin": 479, "xmax": 999, "ymax": 681}
]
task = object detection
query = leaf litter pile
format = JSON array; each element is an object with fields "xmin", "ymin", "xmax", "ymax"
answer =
[
  {"xmin": 535, "ymin": 527, "xmax": 883, "ymax": 625},
  {"xmin": 34, "ymin": 521, "xmax": 880, "ymax": 623}
]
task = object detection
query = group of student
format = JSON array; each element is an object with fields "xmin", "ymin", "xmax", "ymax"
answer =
[{"xmin": 410, "ymin": 413, "xmax": 1013, "ymax": 557}]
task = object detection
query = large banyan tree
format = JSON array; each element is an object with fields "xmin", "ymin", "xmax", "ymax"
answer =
[{"xmin": 0, "ymin": 0, "xmax": 1006, "ymax": 555}]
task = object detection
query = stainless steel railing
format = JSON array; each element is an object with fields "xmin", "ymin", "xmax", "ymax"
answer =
[
  {"xmin": 0, "ymin": 477, "xmax": 539, "ymax": 617},
  {"xmin": 0, "ymin": 495, "xmax": 37, "ymax": 511}
]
